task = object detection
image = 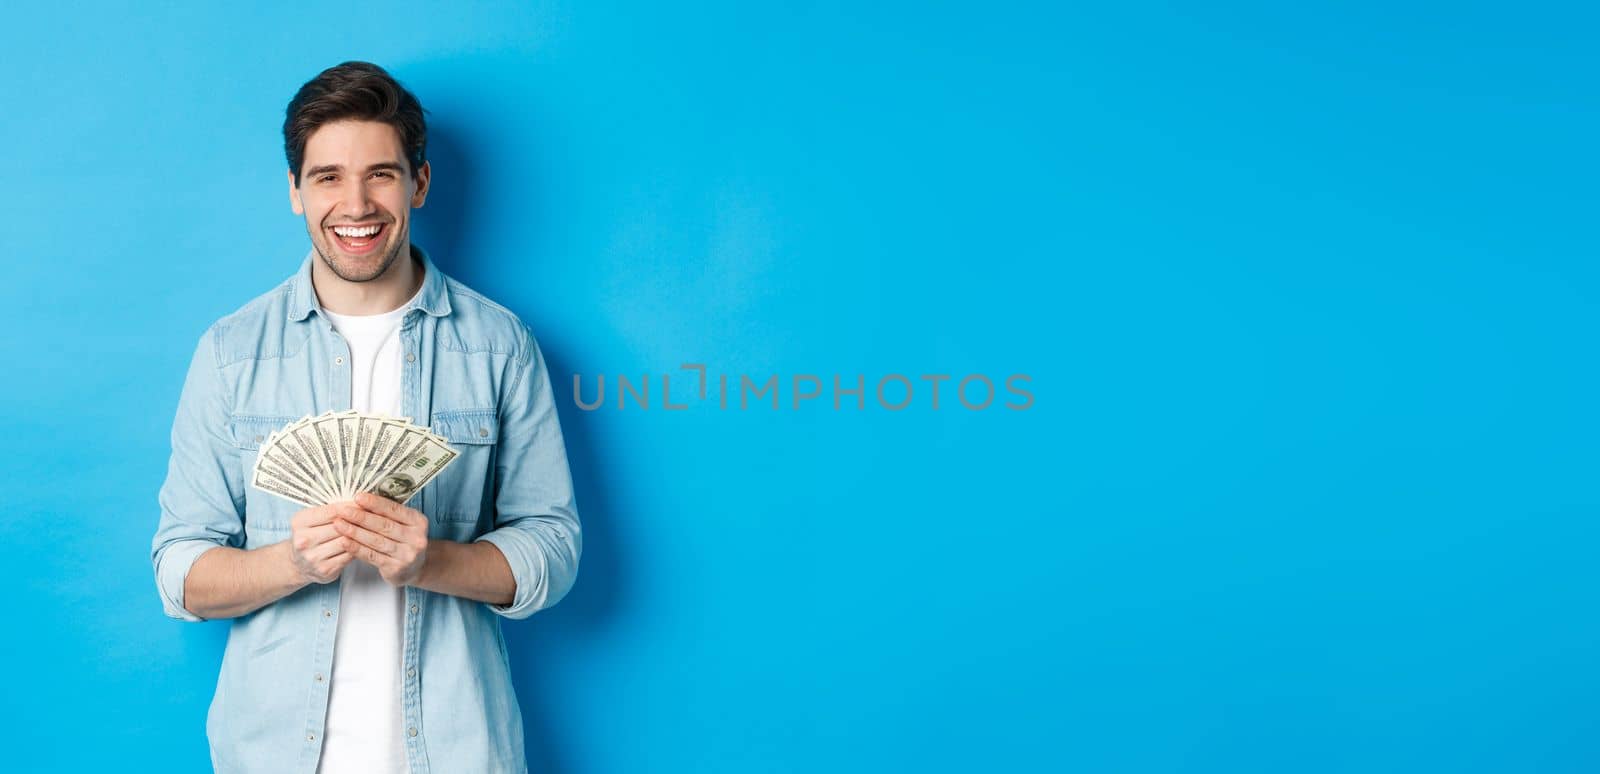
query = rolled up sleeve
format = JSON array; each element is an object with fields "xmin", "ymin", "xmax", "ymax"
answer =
[
  {"xmin": 152, "ymin": 325, "xmax": 245, "ymax": 622},
  {"xmin": 474, "ymin": 326, "xmax": 582, "ymax": 620}
]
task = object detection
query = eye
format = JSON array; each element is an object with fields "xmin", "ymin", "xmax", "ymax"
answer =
[
  {"xmin": 318, "ymin": 175, "xmax": 336, "ymax": 183},
  {"xmin": 372, "ymin": 171, "xmax": 393, "ymax": 179}
]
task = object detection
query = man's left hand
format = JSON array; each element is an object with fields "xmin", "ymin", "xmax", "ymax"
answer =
[{"xmin": 334, "ymin": 492, "xmax": 430, "ymax": 587}]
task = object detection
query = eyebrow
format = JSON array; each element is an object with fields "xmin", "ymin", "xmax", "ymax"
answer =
[{"xmin": 303, "ymin": 161, "xmax": 408, "ymax": 178}]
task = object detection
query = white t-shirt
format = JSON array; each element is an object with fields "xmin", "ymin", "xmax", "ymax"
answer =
[{"xmin": 316, "ymin": 286, "xmax": 418, "ymax": 774}]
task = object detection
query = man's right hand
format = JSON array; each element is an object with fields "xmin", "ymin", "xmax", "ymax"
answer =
[{"xmin": 289, "ymin": 504, "xmax": 357, "ymax": 585}]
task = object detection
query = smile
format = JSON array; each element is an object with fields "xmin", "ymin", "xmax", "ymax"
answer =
[{"xmin": 329, "ymin": 222, "xmax": 388, "ymax": 254}]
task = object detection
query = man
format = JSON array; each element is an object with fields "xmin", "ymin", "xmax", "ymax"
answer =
[{"xmin": 150, "ymin": 61, "xmax": 581, "ymax": 774}]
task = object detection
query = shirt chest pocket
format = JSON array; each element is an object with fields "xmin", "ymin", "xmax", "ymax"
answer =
[
  {"xmin": 425, "ymin": 408, "xmax": 499, "ymax": 524},
  {"xmin": 227, "ymin": 414, "xmax": 300, "ymax": 537}
]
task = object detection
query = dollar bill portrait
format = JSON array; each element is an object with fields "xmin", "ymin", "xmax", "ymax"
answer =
[{"xmin": 375, "ymin": 473, "xmax": 418, "ymax": 503}]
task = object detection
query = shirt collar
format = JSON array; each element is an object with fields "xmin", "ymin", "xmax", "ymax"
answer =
[{"xmin": 287, "ymin": 242, "xmax": 452, "ymax": 322}]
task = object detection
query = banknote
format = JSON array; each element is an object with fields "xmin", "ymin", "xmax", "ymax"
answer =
[{"xmin": 247, "ymin": 410, "xmax": 458, "ymax": 508}]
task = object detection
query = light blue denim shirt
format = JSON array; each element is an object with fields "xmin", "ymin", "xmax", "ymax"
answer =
[{"xmin": 151, "ymin": 244, "xmax": 581, "ymax": 774}]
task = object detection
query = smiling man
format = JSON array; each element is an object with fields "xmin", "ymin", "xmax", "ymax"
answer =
[{"xmin": 150, "ymin": 61, "xmax": 581, "ymax": 774}]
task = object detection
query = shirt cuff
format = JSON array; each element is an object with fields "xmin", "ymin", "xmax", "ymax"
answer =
[
  {"xmin": 473, "ymin": 528, "xmax": 549, "ymax": 620},
  {"xmin": 155, "ymin": 538, "xmax": 222, "ymax": 622}
]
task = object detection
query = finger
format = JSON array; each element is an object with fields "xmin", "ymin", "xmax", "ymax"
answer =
[
  {"xmin": 306, "ymin": 534, "xmax": 356, "ymax": 562},
  {"xmin": 314, "ymin": 548, "xmax": 355, "ymax": 580},
  {"xmin": 334, "ymin": 501, "xmax": 399, "ymax": 526},
  {"xmin": 336, "ymin": 506, "xmax": 399, "ymax": 539},
  {"xmin": 355, "ymin": 492, "xmax": 420, "ymax": 526},
  {"xmin": 355, "ymin": 491, "xmax": 396, "ymax": 515},
  {"xmin": 338, "ymin": 538, "xmax": 385, "ymax": 570},
  {"xmin": 337, "ymin": 519, "xmax": 398, "ymax": 557},
  {"xmin": 293, "ymin": 504, "xmax": 343, "ymax": 529},
  {"xmin": 294, "ymin": 523, "xmax": 342, "ymax": 551}
]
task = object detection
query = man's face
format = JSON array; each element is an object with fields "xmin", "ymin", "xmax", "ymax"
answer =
[{"xmin": 289, "ymin": 119, "xmax": 430, "ymax": 283}]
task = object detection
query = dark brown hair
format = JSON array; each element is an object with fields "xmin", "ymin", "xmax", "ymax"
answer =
[{"xmin": 283, "ymin": 61, "xmax": 428, "ymax": 186}]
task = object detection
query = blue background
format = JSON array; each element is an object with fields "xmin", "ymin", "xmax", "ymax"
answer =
[{"xmin": 1, "ymin": 1, "xmax": 1595, "ymax": 772}]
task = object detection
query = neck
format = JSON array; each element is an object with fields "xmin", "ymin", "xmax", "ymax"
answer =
[{"xmin": 312, "ymin": 242, "xmax": 424, "ymax": 315}]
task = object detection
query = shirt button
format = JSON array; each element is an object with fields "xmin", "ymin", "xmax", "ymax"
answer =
[
  {"xmin": 315, "ymin": 673, "xmax": 324, "ymax": 682},
  {"xmin": 406, "ymin": 353, "xmax": 416, "ymax": 363},
  {"xmin": 478, "ymin": 427, "xmax": 489, "ymax": 437},
  {"xmin": 322, "ymin": 608, "xmax": 333, "ymax": 618},
  {"xmin": 307, "ymin": 733, "xmax": 316, "ymax": 742},
  {"xmin": 254, "ymin": 435, "xmax": 264, "ymax": 443},
  {"xmin": 407, "ymin": 667, "xmax": 416, "ymax": 678},
  {"xmin": 409, "ymin": 604, "xmax": 419, "ymax": 613},
  {"xmin": 408, "ymin": 727, "xmax": 418, "ymax": 737},
  {"xmin": 334, "ymin": 356, "xmax": 345, "ymax": 365}
]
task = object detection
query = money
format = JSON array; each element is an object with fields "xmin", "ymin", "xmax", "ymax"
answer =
[{"xmin": 248, "ymin": 410, "xmax": 459, "ymax": 507}]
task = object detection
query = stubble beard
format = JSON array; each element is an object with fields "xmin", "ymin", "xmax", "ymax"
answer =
[{"xmin": 314, "ymin": 225, "xmax": 407, "ymax": 283}]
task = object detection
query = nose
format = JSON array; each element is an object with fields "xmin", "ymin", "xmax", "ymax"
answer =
[{"xmin": 338, "ymin": 179, "xmax": 378, "ymax": 220}]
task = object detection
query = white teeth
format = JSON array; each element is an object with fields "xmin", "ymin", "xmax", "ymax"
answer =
[{"xmin": 332, "ymin": 225, "xmax": 381, "ymax": 237}]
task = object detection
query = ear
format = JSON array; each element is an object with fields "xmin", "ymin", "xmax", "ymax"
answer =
[
  {"xmin": 410, "ymin": 160, "xmax": 431, "ymax": 209},
  {"xmin": 288, "ymin": 169, "xmax": 304, "ymax": 215}
]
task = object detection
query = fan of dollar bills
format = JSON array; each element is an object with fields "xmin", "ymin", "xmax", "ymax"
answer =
[{"xmin": 249, "ymin": 410, "xmax": 459, "ymax": 508}]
